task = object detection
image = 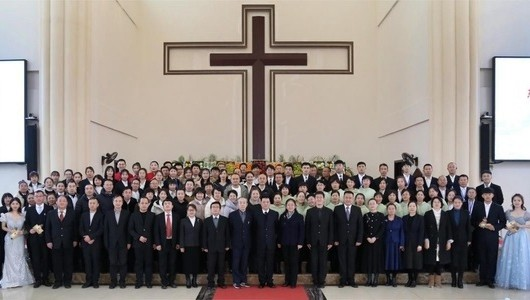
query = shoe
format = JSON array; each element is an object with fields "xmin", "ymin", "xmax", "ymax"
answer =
[
  {"xmin": 185, "ymin": 275, "xmax": 191, "ymax": 289},
  {"xmin": 351, "ymin": 283, "xmax": 358, "ymax": 288},
  {"xmin": 488, "ymin": 283, "xmax": 495, "ymax": 289},
  {"xmin": 385, "ymin": 274, "xmax": 391, "ymax": 286},
  {"xmin": 258, "ymin": 284, "xmax": 265, "ymax": 289},
  {"xmin": 33, "ymin": 282, "xmax": 42, "ymax": 288},
  {"xmin": 82, "ymin": 282, "xmax": 92, "ymax": 288},
  {"xmin": 451, "ymin": 273, "xmax": 457, "ymax": 287},
  {"xmin": 267, "ymin": 283, "xmax": 276, "ymax": 288},
  {"xmin": 240, "ymin": 282, "xmax": 250, "ymax": 288},
  {"xmin": 191, "ymin": 276, "xmax": 198, "ymax": 288},
  {"xmin": 282, "ymin": 283, "xmax": 290, "ymax": 287},
  {"xmin": 428, "ymin": 275, "xmax": 435, "ymax": 288},
  {"xmin": 109, "ymin": 282, "xmax": 117, "ymax": 289},
  {"xmin": 405, "ymin": 273, "xmax": 412, "ymax": 287},
  {"xmin": 119, "ymin": 283, "xmax": 126, "ymax": 289},
  {"xmin": 476, "ymin": 282, "xmax": 486, "ymax": 287},
  {"xmin": 43, "ymin": 280, "xmax": 52, "ymax": 287},
  {"xmin": 434, "ymin": 275, "xmax": 442, "ymax": 288},
  {"xmin": 366, "ymin": 274, "xmax": 372, "ymax": 287},
  {"xmin": 338, "ymin": 283, "xmax": 345, "ymax": 288},
  {"xmin": 171, "ymin": 284, "xmax": 178, "ymax": 288},
  {"xmin": 319, "ymin": 284, "xmax": 326, "ymax": 289},
  {"xmin": 52, "ymin": 283, "xmax": 62, "ymax": 289},
  {"xmin": 233, "ymin": 283, "xmax": 241, "ymax": 289},
  {"xmin": 146, "ymin": 284, "xmax": 152, "ymax": 289},
  {"xmin": 135, "ymin": 284, "xmax": 141, "ymax": 289},
  {"xmin": 64, "ymin": 284, "xmax": 71, "ymax": 289},
  {"xmin": 93, "ymin": 283, "xmax": 99, "ymax": 288},
  {"xmin": 161, "ymin": 285, "xmax": 167, "ymax": 289},
  {"xmin": 372, "ymin": 274, "xmax": 379, "ymax": 287},
  {"xmin": 217, "ymin": 283, "xmax": 226, "ymax": 289},
  {"xmin": 290, "ymin": 285, "xmax": 296, "ymax": 288}
]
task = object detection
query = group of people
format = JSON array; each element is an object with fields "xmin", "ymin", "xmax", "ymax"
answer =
[{"xmin": 0, "ymin": 159, "xmax": 529, "ymax": 291}]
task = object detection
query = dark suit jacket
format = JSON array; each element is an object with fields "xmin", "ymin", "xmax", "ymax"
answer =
[
  {"xmin": 447, "ymin": 208, "xmax": 472, "ymax": 248},
  {"xmin": 402, "ymin": 214, "xmax": 424, "ymax": 248},
  {"xmin": 283, "ymin": 176, "xmax": 298, "ymax": 195},
  {"xmin": 179, "ymin": 217, "xmax": 203, "ymax": 247},
  {"xmin": 294, "ymin": 175, "xmax": 317, "ymax": 194},
  {"xmin": 463, "ymin": 199, "xmax": 480, "ymax": 217},
  {"xmin": 79, "ymin": 211, "xmax": 104, "ymax": 248},
  {"xmin": 154, "ymin": 212, "xmax": 180, "ymax": 249},
  {"xmin": 254, "ymin": 209, "xmax": 279, "ymax": 249},
  {"xmin": 333, "ymin": 205, "xmax": 363, "ymax": 245},
  {"xmin": 228, "ymin": 210, "xmax": 253, "ymax": 249},
  {"xmin": 329, "ymin": 174, "xmax": 351, "ymax": 190},
  {"xmin": 128, "ymin": 211, "xmax": 155, "ymax": 248},
  {"xmin": 97, "ymin": 192, "xmax": 115, "ymax": 213},
  {"xmin": 123, "ymin": 198, "xmax": 138, "ymax": 214},
  {"xmin": 202, "ymin": 215, "xmax": 230, "ymax": 251},
  {"xmin": 446, "ymin": 175, "xmax": 460, "ymax": 190},
  {"xmin": 455, "ymin": 186, "xmax": 470, "ymax": 201},
  {"xmin": 103, "ymin": 210, "xmax": 130, "ymax": 249},
  {"xmin": 470, "ymin": 201, "xmax": 506, "ymax": 240},
  {"xmin": 78, "ymin": 178, "xmax": 94, "ymax": 196},
  {"xmin": 352, "ymin": 174, "xmax": 368, "ymax": 191},
  {"xmin": 305, "ymin": 206, "xmax": 334, "ymax": 246},
  {"xmin": 278, "ymin": 211, "xmax": 304, "ymax": 246},
  {"xmin": 45, "ymin": 208, "xmax": 78, "ymax": 249},
  {"xmin": 422, "ymin": 177, "xmax": 438, "ymax": 191},
  {"xmin": 476, "ymin": 183, "xmax": 504, "ymax": 205},
  {"xmin": 25, "ymin": 204, "xmax": 54, "ymax": 244}
]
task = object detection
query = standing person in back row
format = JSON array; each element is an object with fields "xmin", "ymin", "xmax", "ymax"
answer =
[
  {"xmin": 104, "ymin": 196, "xmax": 131, "ymax": 289},
  {"xmin": 229, "ymin": 197, "xmax": 253, "ymax": 289},
  {"xmin": 202, "ymin": 201, "xmax": 230, "ymax": 289},
  {"xmin": 334, "ymin": 190, "xmax": 363, "ymax": 288},
  {"xmin": 128, "ymin": 197, "xmax": 155, "ymax": 289},
  {"xmin": 255, "ymin": 195, "xmax": 279, "ymax": 288}
]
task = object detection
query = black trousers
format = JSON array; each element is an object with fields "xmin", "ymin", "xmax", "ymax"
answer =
[
  {"xmin": 257, "ymin": 246, "xmax": 275, "ymax": 285},
  {"xmin": 82, "ymin": 243, "xmax": 101, "ymax": 283},
  {"xmin": 231, "ymin": 245, "xmax": 250, "ymax": 285},
  {"xmin": 477, "ymin": 234, "xmax": 498, "ymax": 284},
  {"xmin": 282, "ymin": 245, "xmax": 299, "ymax": 286},
  {"xmin": 159, "ymin": 239, "xmax": 177, "ymax": 285},
  {"xmin": 134, "ymin": 244, "xmax": 153, "ymax": 284},
  {"xmin": 207, "ymin": 249, "xmax": 226, "ymax": 286},
  {"xmin": 108, "ymin": 245, "xmax": 128, "ymax": 284},
  {"xmin": 52, "ymin": 247, "xmax": 74, "ymax": 285},
  {"xmin": 310, "ymin": 243, "xmax": 328, "ymax": 285},
  {"xmin": 28, "ymin": 237, "xmax": 49, "ymax": 283},
  {"xmin": 337, "ymin": 242, "xmax": 357, "ymax": 285}
]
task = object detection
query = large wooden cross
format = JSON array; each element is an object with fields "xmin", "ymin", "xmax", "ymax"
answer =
[
  {"xmin": 164, "ymin": 4, "xmax": 353, "ymax": 161},
  {"xmin": 210, "ymin": 16, "xmax": 307, "ymax": 160}
]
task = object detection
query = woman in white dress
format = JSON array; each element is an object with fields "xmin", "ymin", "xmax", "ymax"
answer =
[{"xmin": 0, "ymin": 198, "xmax": 34, "ymax": 288}]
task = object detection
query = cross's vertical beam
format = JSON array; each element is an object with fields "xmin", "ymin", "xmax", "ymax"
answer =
[{"xmin": 252, "ymin": 17, "xmax": 266, "ymax": 159}]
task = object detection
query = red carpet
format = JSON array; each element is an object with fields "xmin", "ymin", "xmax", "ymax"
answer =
[{"xmin": 213, "ymin": 286, "xmax": 308, "ymax": 300}]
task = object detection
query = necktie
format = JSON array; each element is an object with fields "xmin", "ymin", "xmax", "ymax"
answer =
[
  {"xmin": 166, "ymin": 214, "xmax": 172, "ymax": 238},
  {"xmin": 213, "ymin": 217, "xmax": 218, "ymax": 228},
  {"xmin": 468, "ymin": 201, "xmax": 473, "ymax": 216},
  {"xmin": 346, "ymin": 206, "xmax": 350, "ymax": 221},
  {"xmin": 339, "ymin": 174, "xmax": 343, "ymax": 181},
  {"xmin": 59, "ymin": 210, "xmax": 64, "ymax": 222},
  {"xmin": 241, "ymin": 211, "xmax": 246, "ymax": 223},
  {"xmin": 318, "ymin": 208, "xmax": 322, "ymax": 220},
  {"xmin": 304, "ymin": 176, "xmax": 308, "ymax": 182}
]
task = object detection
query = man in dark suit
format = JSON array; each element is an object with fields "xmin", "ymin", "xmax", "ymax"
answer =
[
  {"xmin": 122, "ymin": 187, "xmax": 138, "ymax": 214},
  {"xmin": 75, "ymin": 184, "xmax": 97, "ymax": 218},
  {"xmin": 78, "ymin": 166, "xmax": 95, "ymax": 196},
  {"xmin": 294, "ymin": 162, "xmax": 317, "ymax": 194},
  {"xmin": 254, "ymin": 195, "xmax": 279, "ymax": 288},
  {"xmin": 203, "ymin": 201, "xmax": 230, "ymax": 289},
  {"xmin": 25, "ymin": 189, "xmax": 54, "ymax": 288},
  {"xmin": 283, "ymin": 163, "xmax": 298, "ymax": 196},
  {"xmin": 352, "ymin": 161, "xmax": 369, "ymax": 189},
  {"xmin": 45, "ymin": 195, "xmax": 78, "ymax": 289},
  {"xmin": 329, "ymin": 160, "xmax": 351, "ymax": 190},
  {"xmin": 463, "ymin": 187, "xmax": 480, "ymax": 271},
  {"xmin": 456, "ymin": 174, "xmax": 470, "ymax": 201},
  {"xmin": 271, "ymin": 172, "xmax": 285, "ymax": 194},
  {"xmin": 476, "ymin": 170, "xmax": 504, "ymax": 206},
  {"xmin": 471, "ymin": 188, "xmax": 506, "ymax": 288},
  {"xmin": 79, "ymin": 197, "xmax": 104, "ymax": 288},
  {"xmin": 305, "ymin": 191, "xmax": 334, "ymax": 288},
  {"xmin": 422, "ymin": 163, "xmax": 438, "ymax": 191},
  {"xmin": 229, "ymin": 197, "xmax": 253, "ymax": 289},
  {"xmin": 128, "ymin": 197, "xmax": 155, "ymax": 289},
  {"xmin": 154, "ymin": 199, "xmax": 180, "ymax": 289},
  {"xmin": 103, "ymin": 195, "xmax": 131, "ymax": 289},
  {"xmin": 334, "ymin": 190, "xmax": 363, "ymax": 288},
  {"xmin": 446, "ymin": 162, "xmax": 460, "ymax": 190},
  {"xmin": 371, "ymin": 163, "xmax": 396, "ymax": 191}
]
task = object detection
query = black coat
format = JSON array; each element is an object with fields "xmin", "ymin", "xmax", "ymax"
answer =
[
  {"xmin": 333, "ymin": 205, "xmax": 363, "ymax": 245},
  {"xmin": 79, "ymin": 211, "xmax": 104, "ymax": 248},
  {"xmin": 45, "ymin": 208, "xmax": 78, "ymax": 249},
  {"xmin": 128, "ymin": 211, "xmax": 155, "ymax": 248},
  {"xmin": 305, "ymin": 206, "xmax": 334, "ymax": 246},
  {"xmin": 475, "ymin": 183, "xmax": 504, "ymax": 206},
  {"xmin": 202, "ymin": 215, "xmax": 230, "ymax": 251},
  {"xmin": 154, "ymin": 212, "xmax": 180, "ymax": 249},
  {"xmin": 25, "ymin": 204, "xmax": 54, "ymax": 245},
  {"xmin": 179, "ymin": 217, "xmax": 203, "ymax": 247},
  {"xmin": 423, "ymin": 210, "xmax": 453, "ymax": 265},
  {"xmin": 470, "ymin": 201, "xmax": 506, "ymax": 241},
  {"xmin": 254, "ymin": 209, "xmax": 279, "ymax": 249},
  {"xmin": 228, "ymin": 210, "xmax": 253, "ymax": 249},
  {"xmin": 294, "ymin": 175, "xmax": 317, "ymax": 194},
  {"xmin": 448, "ymin": 208, "xmax": 472, "ymax": 268},
  {"xmin": 103, "ymin": 210, "xmax": 130, "ymax": 249},
  {"xmin": 402, "ymin": 214, "xmax": 424, "ymax": 269},
  {"xmin": 278, "ymin": 211, "xmax": 304, "ymax": 246}
]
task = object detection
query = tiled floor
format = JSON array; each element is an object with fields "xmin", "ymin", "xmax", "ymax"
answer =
[{"xmin": 1, "ymin": 284, "xmax": 529, "ymax": 300}]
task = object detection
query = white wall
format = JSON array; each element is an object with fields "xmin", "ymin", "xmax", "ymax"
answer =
[{"xmin": 478, "ymin": 0, "xmax": 530, "ymax": 206}]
